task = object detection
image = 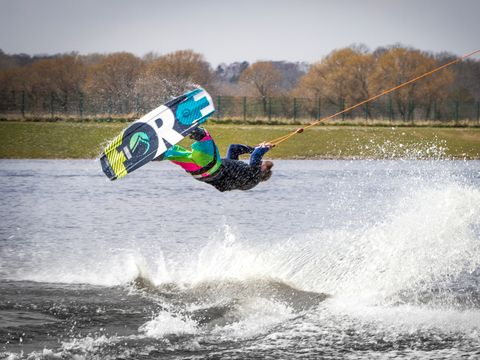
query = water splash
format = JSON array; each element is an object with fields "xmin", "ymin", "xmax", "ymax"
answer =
[
  {"xmin": 15, "ymin": 179, "xmax": 480, "ymax": 312},
  {"xmin": 140, "ymin": 311, "xmax": 198, "ymax": 338},
  {"xmin": 352, "ymin": 129, "xmax": 450, "ymax": 160}
]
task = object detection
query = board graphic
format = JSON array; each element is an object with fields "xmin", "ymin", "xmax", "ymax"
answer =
[{"xmin": 100, "ymin": 88, "xmax": 215, "ymax": 180}]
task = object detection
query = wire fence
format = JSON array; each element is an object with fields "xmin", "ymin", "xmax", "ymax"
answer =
[{"xmin": 1, "ymin": 90, "xmax": 479, "ymax": 126}]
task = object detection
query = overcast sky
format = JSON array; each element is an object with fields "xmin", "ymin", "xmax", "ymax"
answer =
[{"xmin": 0, "ymin": 0, "xmax": 479, "ymax": 66}]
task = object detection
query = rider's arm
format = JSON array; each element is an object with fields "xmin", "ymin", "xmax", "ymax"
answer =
[
  {"xmin": 249, "ymin": 145, "xmax": 271, "ymax": 167},
  {"xmin": 226, "ymin": 144, "xmax": 254, "ymax": 160}
]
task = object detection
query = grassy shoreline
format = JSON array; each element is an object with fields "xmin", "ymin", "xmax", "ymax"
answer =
[{"xmin": 1, "ymin": 121, "xmax": 479, "ymax": 159}]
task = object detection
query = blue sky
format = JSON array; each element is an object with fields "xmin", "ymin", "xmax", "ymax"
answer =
[{"xmin": 0, "ymin": 0, "xmax": 479, "ymax": 65}]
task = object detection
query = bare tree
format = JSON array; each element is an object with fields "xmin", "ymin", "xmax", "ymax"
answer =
[
  {"xmin": 292, "ymin": 46, "xmax": 374, "ymax": 117},
  {"xmin": 84, "ymin": 52, "xmax": 143, "ymax": 113},
  {"xmin": 17, "ymin": 54, "xmax": 85, "ymax": 113},
  {"xmin": 135, "ymin": 49, "xmax": 213, "ymax": 108},
  {"xmin": 240, "ymin": 61, "xmax": 283, "ymax": 114},
  {"xmin": 369, "ymin": 46, "xmax": 453, "ymax": 120}
]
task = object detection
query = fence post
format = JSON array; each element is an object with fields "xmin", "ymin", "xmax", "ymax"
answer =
[
  {"xmin": 477, "ymin": 101, "xmax": 480, "ymax": 126},
  {"xmin": 64, "ymin": 92, "xmax": 68, "ymax": 114},
  {"xmin": 316, "ymin": 97, "xmax": 321, "ymax": 120},
  {"xmin": 341, "ymin": 99, "xmax": 345, "ymax": 121},
  {"xmin": 268, "ymin": 97, "xmax": 272, "ymax": 122},
  {"xmin": 410, "ymin": 100, "xmax": 414, "ymax": 126},
  {"xmin": 293, "ymin": 97, "xmax": 297, "ymax": 122},
  {"xmin": 21, "ymin": 91, "xmax": 26, "ymax": 118},
  {"xmin": 217, "ymin": 96, "xmax": 221, "ymax": 121},
  {"xmin": 50, "ymin": 92, "xmax": 55, "ymax": 119},
  {"xmin": 243, "ymin": 96, "xmax": 246, "ymax": 122},
  {"xmin": 389, "ymin": 98, "xmax": 394, "ymax": 122},
  {"xmin": 454, "ymin": 100, "xmax": 460, "ymax": 126},
  {"xmin": 10, "ymin": 90, "xmax": 15, "ymax": 112},
  {"xmin": 79, "ymin": 92, "xmax": 84, "ymax": 119},
  {"xmin": 364, "ymin": 104, "xmax": 368, "ymax": 120},
  {"xmin": 108, "ymin": 95, "xmax": 113, "ymax": 120},
  {"xmin": 135, "ymin": 95, "xmax": 140, "ymax": 115}
]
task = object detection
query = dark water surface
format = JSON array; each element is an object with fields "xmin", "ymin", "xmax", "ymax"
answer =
[{"xmin": 1, "ymin": 159, "xmax": 480, "ymax": 359}]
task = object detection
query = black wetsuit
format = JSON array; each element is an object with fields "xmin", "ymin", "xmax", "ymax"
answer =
[{"xmin": 200, "ymin": 144, "xmax": 270, "ymax": 192}]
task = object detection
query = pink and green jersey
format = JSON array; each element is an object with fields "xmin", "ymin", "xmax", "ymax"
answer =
[{"xmin": 162, "ymin": 130, "xmax": 222, "ymax": 178}]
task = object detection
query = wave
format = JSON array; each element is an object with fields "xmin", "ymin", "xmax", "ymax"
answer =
[
  {"xmin": 133, "ymin": 276, "xmax": 328, "ymax": 339},
  {"xmin": 12, "ymin": 180, "xmax": 480, "ymax": 310}
]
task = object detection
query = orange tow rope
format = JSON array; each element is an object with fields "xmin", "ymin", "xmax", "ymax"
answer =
[{"xmin": 268, "ymin": 49, "xmax": 480, "ymax": 147}]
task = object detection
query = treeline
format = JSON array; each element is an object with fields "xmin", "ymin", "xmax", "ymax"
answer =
[{"xmin": 0, "ymin": 45, "xmax": 479, "ymax": 120}]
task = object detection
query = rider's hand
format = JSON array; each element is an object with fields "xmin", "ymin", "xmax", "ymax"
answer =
[{"xmin": 258, "ymin": 141, "xmax": 273, "ymax": 148}]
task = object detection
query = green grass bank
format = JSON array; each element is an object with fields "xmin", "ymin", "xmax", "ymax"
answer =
[{"xmin": 0, "ymin": 121, "xmax": 479, "ymax": 159}]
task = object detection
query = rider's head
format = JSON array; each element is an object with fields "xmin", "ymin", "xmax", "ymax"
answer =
[{"xmin": 260, "ymin": 161, "xmax": 274, "ymax": 182}]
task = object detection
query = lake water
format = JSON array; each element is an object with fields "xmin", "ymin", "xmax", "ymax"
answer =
[{"xmin": 1, "ymin": 159, "xmax": 480, "ymax": 359}]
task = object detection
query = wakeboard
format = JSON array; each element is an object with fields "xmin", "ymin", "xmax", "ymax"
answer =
[{"xmin": 100, "ymin": 87, "xmax": 215, "ymax": 180}]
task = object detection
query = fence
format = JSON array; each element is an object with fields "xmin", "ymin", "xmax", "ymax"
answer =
[{"xmin": 1, "ymin": 90, "xmax": 479, "ymax": 125}]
